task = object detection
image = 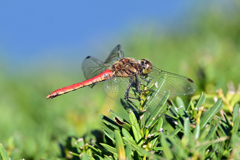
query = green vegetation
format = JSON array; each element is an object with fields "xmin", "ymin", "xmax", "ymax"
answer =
[
  {"xmin": 63, "ymin": 89, "xmax": 240, "ymax": 159},
  {"xmin": 1, "ymin": 1, "xmax": 240, "ymax": 159}
]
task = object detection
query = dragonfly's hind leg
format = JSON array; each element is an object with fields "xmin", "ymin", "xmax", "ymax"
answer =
[
  {"xmin": 124, "ymin": 75, "xmax": 142, "ymax": 101},
  {"xmin": 124, "ymin": 78, "xmax": 134, "ymax": 100}
]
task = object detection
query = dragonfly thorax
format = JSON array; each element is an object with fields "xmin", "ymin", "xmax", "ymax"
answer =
[
  {"xmin": 140, "ymin": 59, "xmax": 153, "ymax": 75},
  {"xmin": 110, "ymin": 58, "xmax": 142, "ymax": 77}
]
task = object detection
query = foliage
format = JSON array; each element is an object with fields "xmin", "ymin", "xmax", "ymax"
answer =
[{"xmin": 62, "ymin": 78, "xmax": 240, "ymax": 159}]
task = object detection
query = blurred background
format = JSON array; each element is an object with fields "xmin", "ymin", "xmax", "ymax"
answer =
[{"xmin": 0, "ymin": 0, "xmax": 240, "ymax": 159}]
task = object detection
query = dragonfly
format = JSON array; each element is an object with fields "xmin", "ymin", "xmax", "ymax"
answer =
[{"xmin": 46, "ymin": 45, "xmax": 196, "ymax": 102}]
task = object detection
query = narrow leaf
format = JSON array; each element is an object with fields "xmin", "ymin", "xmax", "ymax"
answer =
[
  {"xmin": 232, "ymin": 115, "xmax": 240, "ymax": 134},
  {"xmin": 123, "ymin": 138, "xmax": 162, "ymax": 159},
  {"xmin": 200, "ymin": 98, "xmax": 223, "ymax": 129},
  {"xmin": 205, "ymin": 123, "xmax": 218, "ymax": 140},
  {"xmin": 195, "ymin": 92, "xmax": 206, "ymax": 110},
  {"xmin": 194, "ymin": 124, "xmax": 200, "ymax": 140},
  {"xmin": 232, "ymin": 103, "xmax": 239, "ymax": 122},
  {"xmin": 145, "ymin": 91, "xmax": 170, "ymax": 127},
  {"xmin": 125, "ymin": 144, "xmax": 132, "ymax": 160},
  {"xmin": 169, "ymin": 127, "xmax": 181, "ymax": 137},
  {"xmin": 115, "ymin": 130, "xmax": 126, "ymax": 160},
  {"xmin": 176, "ymin": 97, "xmax": 185, "ymax": 116},
  {"xmin": 87, "ymin": 144, "xmax": 102, "ymax": 155},
  {"xmin": 144, "ymin": 73, "xmax": 167, "ymax": 110},
  {"xmin": 81, "ymin": 153, "xmax": 91, "ymax": 160},
  {"xmin": 167, "ymin": 136, "xmax": 188, "ymax": 159},
  {"xmin": 109, "ymin": 109, "xmax": 130, "ymax": 123},
  {"xmin": 161, "ymin": 133, "xmax": 173, "ymax": 159},
  {"xmin": 0, "ymin": 143, "xmax": 9, "ymax": 160},
  {"xmin": 150, "ymin": 117, "xmax": 163, "ymax": 135},
  {"xmin": 132, "ymin": 126, "xmax": 142, "ymax": 145},
  {"xmin": 184, "ymin": 118, "xmax": 190, "ymax": 141},
  {"xmin": 122, "ymin": 128, "xmax": 135, "ymax": 144},
  {"xmin": 223, "ymin": 113, "xmax": 232, "ymax": 128},
  {"xmin": 129, "ymin": 110, "xmax": 142, "ymax": 143},
  {"xmin": 100, "ymin": 143, "xmax": 118, "ymax": 157},
  {"xmin": 94, "ymin": 154, "xmax": 105, "ymax": 160},
  {"xmin": 113, "ymin": 117, "xmax": 131, "ymax": 131},
  {"xmin": 103, "ymin": 130, "xmax": 115, "ymax": 144},
  {"xmin": 99, "ymin": 114, "xmax": 120, "ymax": 131},
  {"xmin": 104, "ymin": 155, "xmax": 114, "ymax": 160}
]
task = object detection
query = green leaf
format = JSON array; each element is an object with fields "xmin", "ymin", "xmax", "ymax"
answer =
[
  {"xmin": 74, "ymin": 137, "xmax": 84, "ymax": 150},
  {"xmin": 167, "ymin": 136, "xmax": 188, "ymax": 159},
  {"xmin": 150, "ymin": 117, "xmax": 163, "ymax": 135},
  {"xmin": 198, "ymin": 125, "xmax": 212, "ymax": 142},
  {"xmin": 161, "ymin": 133, "xmax": 173, "ymax": 159},
  {"xmin": 232, "ymin": 103, "xmax": 239, "ymax": 122},
  {"xmin": 232, "ymin": 115, "xmax": 240, "ymax": 134},
  {"xmin": 81, "ymin": 153, "xmax": 91, "ymax": 160},
  {"xmin": 103, "ymin": 130, "xmax": 115, "ymax": 144},
  {"xmin": 186, "ymin": 99, "xmax": 195, "ymax": 111},
  {"xmin": 122, "ymin": 128, "xmax": 135, "ymax": 144},
  {"xmin": 169, "ymin": 102, "xmax": 180, "ymax": 118},
  {"xmin": 184, "ymin": 118, "xmax": 190, "ymax": 141},
  {"xmin": 200, "ymin": 98, "xmax": 223, "ymax": 129},
  {"xmin": 0, "ymin": 143, "xmax": 9, "ymax": 160},
  {"xmin": 223, "ymin": 113, "xmax": 232, "ymax": 128},
  {"xmin": 144, "ymin": 73, "xmax": 167, "ymax": 110},
  {"xmin": 205, "ymin": 122, "xmax": 218, "ymax": 140},
  {"xmin": 145, "ymin": 91, "xmax": 170, "ymax": 127},
  {"xmin": 100, "ymin": 143, "xmax": 118, "ymax": 157},
  {"xmin": 125, "ymin": 144, "xmax": 132, "ymax": 160},
  {"xmin": 123, "ymin": 137, "xmax": 162, "ymax": 159},
  {"xmin": 195, "ymin": 92, "xmax": 206, "ymax": 110},
  {"xmin": 87, "ymin": 144, "xmax": 102, "ymax": 155},
  {"xmin": 194, "ymin": 124, "xmax": 200, "ymax": 140},
  {"xmin": 94, "ymin": 154, "xmax": 105, "ymax": 160},
  {"xmin": 176, "ymin": 97, "xmax": 185, "ymax": 116},
  {"xmin": 109, "ymin": 109, "xmax": 130, "ymax": 123},
  {"xmin": 128, "ymin": 110, "xmax": 142, "ymax": 143},
  {"xmin": 217, "ymin": 120, "xmax": 228, "ymax": 136},
  {"xmin": 176, "ymin": 97, "xmax": 185, "ymax": 108},
  {"xmin": 169, "ymin": 127, "xmax": 181, "ymax": 137},
  {"xmin": 99, "ymin": 114, "xmax": 120, "ymax": 131},
  {"xmin": 132, "ymin": 126, "xmax": 142, "ymax": 145},
  {"xmin": 104, "ymin": 155, "xmax": 114, "ymax": 160},
  {"xmin": 115, "ymin": 130, "xmax": 126, "ymax": 160}
]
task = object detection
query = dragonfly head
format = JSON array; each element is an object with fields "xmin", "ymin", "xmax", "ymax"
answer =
[{"xmin": 140, "ymin": 59, "xmax": 153, "ymax": 75}]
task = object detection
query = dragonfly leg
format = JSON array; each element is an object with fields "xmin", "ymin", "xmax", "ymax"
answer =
[
  {"xmin": 125, "ymin": 75, "xmax": 143, "ymax": 101},
  {"xmin": 124, "ymin": 78, "xmax": 134, "ymax": 100},
  {"xmin": 135, "ymin": 75, "xmax": 141, "ymax": 93},
  {"xmin": 140, "ymin": 75, "xmax": 151, "ymax": 83}
]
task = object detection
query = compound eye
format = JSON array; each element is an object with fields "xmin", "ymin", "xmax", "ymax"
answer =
[
  {"xmin": 145, "ymin": 60, "xmax": 151, "ymax": 66},
  {"xmin": 141, "ymin": 59, "xmax": 153, "ymax": 75},
  {"xmin": 141, "ymin": 59, "xmax": 145, "ymax": 65}
]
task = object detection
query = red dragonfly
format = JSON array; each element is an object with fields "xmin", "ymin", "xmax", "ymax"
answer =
[{"xmin": 46, "ymin": 45, "xmax": 196, "ymax": 101}]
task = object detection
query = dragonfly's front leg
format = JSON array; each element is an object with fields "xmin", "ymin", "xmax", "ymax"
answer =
[
  {"xmin": 139, "ymin": 75, "xmax": 156, "ymax": 94},
  {"xmin": 140, "ymin": 75, "xmax": 151, "ymax": 83}
]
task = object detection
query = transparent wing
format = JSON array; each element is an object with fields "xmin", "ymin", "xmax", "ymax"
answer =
[
  {"xmin": 147, "ymin": 67, "xmax": 196, "ymax": 95},
  {"xmin": 82, "ymin": 56, "xmax": 108, "ymax": 88},
  {"xmin": 81, "ymin": 45, "xmax": 124, "ymax": 88},
  {"xmin": 104, "ymin": 45, "xmax": 124, "ymax": 64},
  {"xmin": 103, "ymin": 77, "xmax": 130, "ymax": 100}
]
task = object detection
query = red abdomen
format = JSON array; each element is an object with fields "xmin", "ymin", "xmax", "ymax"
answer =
[{"xmin": 46, "ymin": 69, "xmax": 113, "ymax": 99}]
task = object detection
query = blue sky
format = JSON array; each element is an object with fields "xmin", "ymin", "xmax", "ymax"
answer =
[{"xmin": 0, "ymin": 1, "xmax": 198, "ymax": 72}]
